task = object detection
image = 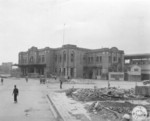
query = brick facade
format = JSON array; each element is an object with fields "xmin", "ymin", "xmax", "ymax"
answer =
[{"xmin": 18, "ymin": 44, "xmax": 124, "ymax": 79}]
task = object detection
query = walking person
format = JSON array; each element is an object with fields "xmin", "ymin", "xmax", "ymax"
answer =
[
  {"xmin": 1, "ymin": 77, "xmax": 3, "ymax": 85},
  {"xmin": 25, "ymin": 76, "xmax": 28, "ymax": 83},
  {"xmin": 59, "ymin": 74, "xmax": 66, "ymax": 89},
  {"xmin": 12, "ymin": 85, "xmax": 19, "ymax": 103},
  {"xmin": 60, "ymin": 79, "xmax": 63, "ymax": 89}
]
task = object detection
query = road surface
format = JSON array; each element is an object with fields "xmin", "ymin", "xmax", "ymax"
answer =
[{"xmin": 0, "ymin": 78, "xmax": 56, "ymax": 121}]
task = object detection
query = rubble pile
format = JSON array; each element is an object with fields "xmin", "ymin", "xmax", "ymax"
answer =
[
  {"xmin": 88, "ymin": 101, "xmax": 135, "ymax": 114},
  {"xmin": 66, "ymin": 88, "xmax": 78, "ymax": 97},
  {"xmin": 65, "ymin": 87, "xmax": 136, "ymax": 101},
  {"xmin": 87, "ymin": 101, "xmax": 136, "ymax": 120}
]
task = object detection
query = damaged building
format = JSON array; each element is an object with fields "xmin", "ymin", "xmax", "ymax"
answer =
[{"xmin": 18, "ymin": 44, "xmax": 124, "ymax": 79}]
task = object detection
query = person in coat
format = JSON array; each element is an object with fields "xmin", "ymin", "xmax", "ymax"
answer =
[{"xmin": 12, "ymin": 85, "xmax": 19, "ymax": 103}]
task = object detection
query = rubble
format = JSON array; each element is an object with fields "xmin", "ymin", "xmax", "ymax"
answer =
[
  {"xmin": 88, "ymin": 101, "xmax": 135, "ymax": 114},
  {"xmin": 65, "ymin": 87, "xmax": 150, "ymax": 121},
  {"xmin": 65, "ymin": 87, "xmax": 137, "ymax": 101},
  {"xmin": 87, "ymin": 101, "xmax": 136, "ymax": 120}
]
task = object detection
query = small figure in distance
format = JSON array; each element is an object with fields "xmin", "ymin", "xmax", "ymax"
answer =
[
  {"xmin": 25, "ymin": 75, "xmax": 28, "ymax": 83},
  {"xmin": 1, "ymin": 77, "xmax": 3, "ymax": 85},
  {"xmin": 59, "ymin": 73, "xmax": 66, "ymax": 89},
  {"xmin": 12, "ymin": 85, "xmax": 19, "ymax": 103}
]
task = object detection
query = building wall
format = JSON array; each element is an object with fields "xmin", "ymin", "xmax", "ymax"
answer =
[
  {"xmin": 18, "ymin": 45, "xmax": 124, "ymax": 79},
  {"xmin": 125, "ymin": 54, "xmax": 150, "ymax": 80},
  {"xmin": 0, "ymin": 62, "xmax": 13, "ymax": 74},
  {"xmin": 126, "ymin": 65, "xmax": 141, "ymax": 81},
  {"xmin": 83, "ymin": 47, "xmax": 124, "ymax": 79}
]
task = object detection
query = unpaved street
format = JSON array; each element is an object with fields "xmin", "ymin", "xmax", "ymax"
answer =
[{"xmin": 0, "ymin": 78, "xmax": 56, "ymax": 121}]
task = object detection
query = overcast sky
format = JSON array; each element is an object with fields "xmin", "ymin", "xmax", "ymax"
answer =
[{"xmin": 0, "ymin": 0, "xmax": 150, "ymax": 64}]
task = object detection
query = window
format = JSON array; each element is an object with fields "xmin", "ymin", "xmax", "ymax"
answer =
[
  {"xmin": 42, "ymin": 55, "xmax": 45, "ymax": 62},
  {"xmin": 30, "ymin": 56, "xmax": 34, "ymax": 63},
  {"xmin": 63, "ymin": 51, "xmax": 66, "ymax": 62},
  {"xmin": 109, "ymin": 56, "xmax": 111, "ymax": 63},
  {"xmin": 55, "ymin": 68, "xmax": 57, "ymax": 73},
  {"xmin": 83, "ymin": 56, "xmax": 86, "ymax": 63},
  {"xmin": 88, "ymin": 57, "xmax": 90, "ymax": 63},
  {"xmin": 55, "ymin": 55, "xmax": 57, "ymax": 62},
  {"xmin": 59, "ymin": 55, "xmax": 62, "ymax": 62},
  {"xmin": 99, "ymin": 56, "xmax": 102, "ymax": 63},
  {"xmin": 38, "ymin": 56, "xmax": 41, "ymax": 63},
  {"xmin": 113, "ymin": 56, "xmax": 116, "ymax": 61},
  {"xmin": 118, "ymin": 58, "xmax": 121, "ymax": 63},
  {"xmin": 71, "ymin": 51, "xmax": 74, "ymax": 62},
  {"xmin": 91, "ymin": 57, "xmax": 93, "ymax": 63},
  {"xmin": 96, "ymin": 56, "xmax": 99, "ymax": 62}
]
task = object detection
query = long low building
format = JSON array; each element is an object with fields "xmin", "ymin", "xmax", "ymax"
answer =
[
  {"xmin": 125, "ymin": 53, "xmax": 150, "ymax": 80},
  {"xmin": 18, "ymin": 44, "xmax": 124, "ymax": 79}
]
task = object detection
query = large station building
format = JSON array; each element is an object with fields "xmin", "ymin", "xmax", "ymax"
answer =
[{"xmin": 18, "ymin": 44, "xmax": 124, "ymax": 79}]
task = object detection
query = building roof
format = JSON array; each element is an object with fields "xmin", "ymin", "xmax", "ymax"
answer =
[{"xmin": 125, "ymin": 53, "xmax": 150, "ymax": 59}]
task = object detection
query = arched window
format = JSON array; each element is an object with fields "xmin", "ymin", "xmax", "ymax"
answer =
[
  {"xmin": 63, "ymin": 51, "xmax": 66, "ymax": 62},
  {"xmin": 96, "ymin": 56, "xmax": 99, "ymax": 62},
  {"xmin": 71, "ymin": 51, "xmax": 75, "ymax": 62},
  {"xmin": 59, "ymin": 55, "xmax": 62, "ymax": 62},
  {"xmin": 38, "ymin": 56, "xmax": 41, "ymax": 63},
  {"xmin": 42, "ymin": 55, "xmax": 45, "ymax": 62},
  {"xmin": 30, "ymin": 56, "xmax": 34, "ymax": 63},
  {"xmin": 55, "ymin": 55, "xmax": 57, "ymax": 62}
]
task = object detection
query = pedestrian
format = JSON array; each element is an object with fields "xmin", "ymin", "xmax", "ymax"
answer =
[
  {"xmin": 60, "ymin": 79, "xmax": 63, "ymax": 89},
  {"xmin": 1, "ymin": 77, "xmax": 3, "ymax": 85},
  {"xmin": 59, "ymin": 74, "xmax": 67, "ymax": 89},
  {"xmin": 59, "ymin": 74, "xmax": 65, "ymax": 89},
  {"xmin": 12, "ymin": 85, "xmax": 19, "ymax": 103},
  {"xmin": 25, "ymin": 75, "xmax": 28, "ymax": 82}
]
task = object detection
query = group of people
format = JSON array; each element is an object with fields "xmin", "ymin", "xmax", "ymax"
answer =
[{"xmin": 2, "ymin": 74, "xmax": 67, "ymax": 104}]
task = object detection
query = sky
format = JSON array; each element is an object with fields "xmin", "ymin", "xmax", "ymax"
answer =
[{"xmin": 0, "ymin": 0, "xmax": 150, "ymax": 64}]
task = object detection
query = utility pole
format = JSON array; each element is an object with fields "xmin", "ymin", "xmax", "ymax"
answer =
[{"xmin": 62, "ymin": 23, "xmax": 65, "ymax": 45}]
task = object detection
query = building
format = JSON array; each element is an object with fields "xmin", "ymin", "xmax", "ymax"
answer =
[
  {"xmin": 124, "ymin": 65, "xmax": 141, "ymax": 81},
  {"xmin": 83, "ymin": 47, "xmax": 124, "ymax": 79},
  {"xmin": 0, "ymin": 62, "xmax": 13, "ymax": 75},
  {"xmin": 18, "ymin": 44, "xmax": 124, "ymax": 79},
  {"xmin": 125, "ymin": 54, "xmax": 150, "ymax": 80}
]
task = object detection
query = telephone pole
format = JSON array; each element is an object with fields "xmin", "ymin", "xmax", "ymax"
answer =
[{"xmin": 62, "ymin": 23, "xmax": 65, "ymax": 45}]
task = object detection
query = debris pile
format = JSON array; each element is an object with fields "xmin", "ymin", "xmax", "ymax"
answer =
[
  {"xmin": 66, "ymin": 87, "xmax": 77, "ymax": 97},
  {"xmin": 87, "ymin": 101, "xmax": 136, "ymax": 120},
  {"xmin": 65, "ymin": 87, "xmax": 136, "ymax": 101},
  {"xmin": 88, "ymin": 101, "xmax": 135, "ymax": 114}
]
